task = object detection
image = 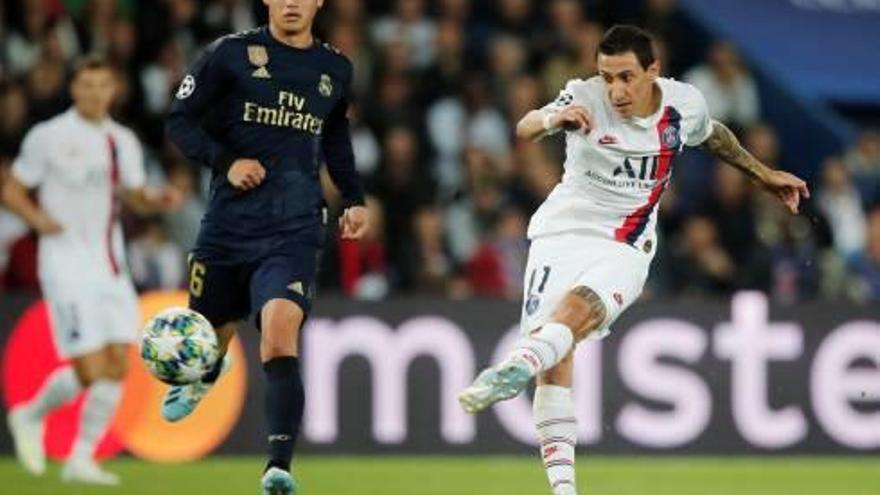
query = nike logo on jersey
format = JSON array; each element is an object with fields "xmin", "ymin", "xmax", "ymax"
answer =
[{"xmin": 598, "ymin": 134, "xmax": 618, "ymax": 145}]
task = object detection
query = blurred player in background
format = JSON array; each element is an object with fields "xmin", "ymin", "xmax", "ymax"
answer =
[
  {"xmin": 2, "ymin": 56, "xmax": 180, "ymax": 485},
  {"xmin": 458, "ymin": 25, "xmax": 810, "ymax": 495},
  {"xmin": 164, "ymin": 0, "xmax": 368, "ymax": 493}
]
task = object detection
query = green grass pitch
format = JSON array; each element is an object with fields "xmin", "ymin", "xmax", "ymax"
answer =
[{"xmin": 2, "ymin": 456, "xmax": 878, "ymax": 494}]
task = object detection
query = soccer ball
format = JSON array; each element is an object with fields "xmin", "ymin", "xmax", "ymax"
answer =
[{"xmin": 140, "ymin": 307, "xmax": 219, "ymax": 385}]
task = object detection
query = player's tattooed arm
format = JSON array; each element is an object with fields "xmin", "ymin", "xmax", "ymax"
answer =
[
  {"xmin": 700, "ymin": 120, "xmax": 769, "ymax": 183},
  {"xmin": 701, "ymin": 119, "xmax": 810, "ymax": 214},
  {"xmin": 551, "ymin": 286, "xmax": 607, "ymax": 341}
]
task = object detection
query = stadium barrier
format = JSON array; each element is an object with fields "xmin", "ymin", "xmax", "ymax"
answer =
[{"xmin": 1, "ymin": 291, "xmax": 878, "ymax": 460}]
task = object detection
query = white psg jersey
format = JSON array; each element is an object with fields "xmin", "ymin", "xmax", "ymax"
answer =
[
  {"xmin": 528, "ymin": 76, "xmax": 713, "ymax": 254},
  {"xmin": 12, "ymin": 109, "xmax": 146, "ymax": 282}
]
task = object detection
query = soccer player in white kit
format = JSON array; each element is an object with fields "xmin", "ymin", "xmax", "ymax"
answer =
[
  {"xmin": 2, "ymin": 56, "xmax": 180, "ymax": 485},
  {"xmin": 458, "ymin": 26, "xmax": 810, "ymax": 495}
]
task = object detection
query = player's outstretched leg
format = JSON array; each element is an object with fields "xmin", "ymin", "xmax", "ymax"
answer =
[
  {"xmin": 458, "ymin": 321, "xmax": 573, "ymax": 413},
  {"xmin": 162, "ymin": 323, "xmax": 236, "ymax": 422},
  {"xmin": 459, "ymin": 286, "xmax": 606, "ymax": 414},
  {"xmin": 534, "ymin": 358, "xmax": 579, "ymax": 495},
  {"xmin": 7, "ymin": 367, "xmax": 82, "ymax": 475}
]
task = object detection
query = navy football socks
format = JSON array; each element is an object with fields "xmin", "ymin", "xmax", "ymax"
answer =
[
  {"xmin": 263, "ymin": 357, "xmax": 305, "ymax": 472},
  {"xmin": 201, "ymin": 353, "xmax": 226, "ymax": 384}
]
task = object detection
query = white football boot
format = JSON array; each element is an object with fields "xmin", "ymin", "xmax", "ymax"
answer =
[
  {"xmin": 61, "ymin": 457, "xmax": 120, "ymax": 486},
  {"xmin": 6, "ymin": 406, "xmax": 46, "ymax": 475}
]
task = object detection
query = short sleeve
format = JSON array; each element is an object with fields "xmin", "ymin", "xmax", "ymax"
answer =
[
  {"xmin": 684, "ymin": 88, "xmax": 713, "ymax": 147},
  {"xmin": 117, "ymin": 130, "xmax": 146, "ymax": 189},
  {"xmin": 11, "ymin": 124, "xmax": 49, "ymax": 188},
  {"xmin": 541, "ymin": 80, "xmax": 578, "ymax": 114}
]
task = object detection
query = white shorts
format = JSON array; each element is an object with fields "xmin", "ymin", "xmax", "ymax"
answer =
[
  {"xmin": 520, "ymin": 233, "xmax": 652, "ymax": 340},
  {"xmin": 41, "ymin": 275, "xmax": 139, "ymax": 358}
]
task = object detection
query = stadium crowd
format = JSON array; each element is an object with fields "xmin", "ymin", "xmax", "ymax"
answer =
[{"xmin": 1, "ymin": 0, "xmax": 880, "ymax": 304}]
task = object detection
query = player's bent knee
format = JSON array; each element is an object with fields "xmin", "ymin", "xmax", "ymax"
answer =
[
  {"xmin": 72, "ymin": 357, "xmax": 105, "ymax": 387},
  {"xmin": 551, "ymin": 286, "xmax": 607, "ymax": 341},
  {"xmin": 260, "ymin": 299, "xmax": 305, "ymax": 360}
]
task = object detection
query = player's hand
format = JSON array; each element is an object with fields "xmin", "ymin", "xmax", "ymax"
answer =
[
  {"xmin": 227, "ymin": 159, "xmax": 266, "ymax": 190},
  {"xmin": 34, "ymin": 214, "xmax": 62, "ymax": 236},
  {"xmin": 551, "ymin": 106, "xmax": 594, "ymax": 133},
  {"xmin": 158, "ymin": 186, "xmax": 185, "ymax": 211},
  {"xmin": 339, "ymin": 205, "xmax": 369, "ymax": 240},
  {"xmin": 763, "ymin": 170, "xmax": 810, "ymax": 214}
]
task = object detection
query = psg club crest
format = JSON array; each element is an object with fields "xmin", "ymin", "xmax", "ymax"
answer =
[
  {"xmin": 248, "ymin": 45, "xmax": 271, "ymax": 79},
  {"xmin": 525, "ymin": 294, "xmax": 541, "ymax": 316},
  {"xmin": 662, "ymin": 125, "xmax": 681, "ymax": 149},
  {"xmin": 319, "ymin": 74, "xmax": 333, "ymax": 97}
]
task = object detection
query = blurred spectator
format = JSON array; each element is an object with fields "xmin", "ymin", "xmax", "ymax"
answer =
[
  {"xmin": 327, "ymin": 23, "xmax": 373, "ymax": 97},
  {"xmin": 420, "ymin": 19, "xmax": 467, "ymax": 103},
  {"xmin": 25, "ymin": 31, "xmax": 69, "ymax": 121},
  {"xmin": 768, "ymin": 215, "xmax": 821, "ymax": 304},
  {"xmin": 372, "ymin": 126, "xmax": 435, "ymax": 286},
  {"xmin": 487, "ymin": 34, "xmax": 528, "ymax": 105},
  {"xmin": 849, "ymin": 209, "xmax": 880, "ymax": 301},
  {"xmin": 492, "ymin": 0, "xmax": 536, "ymax": 40},
  {"xmin": 465, "ymin": 206, "xmax": 528, "ymax": 299},
  {"xmin": 6, "ymin": 0, "xmax": 79, "ymax": 76},
  {"xmin": 74, "ymin": 0, "xmax": 119, "ymax": 55},
  {"xmin": 817, "ymin": 157, "xmax": 866, "ymax": 259},
  {"xmin": 684, "ymin": 41, "xmax": 760, "ymax": 129},
  {"xmin": 670, "ymin": 216, "xmax": 737, "ymax": 295},
  {"xmin": 371, "ymin": 0, "xmax": 436, "ymax": 70},
  {"xmin": 445, "ymin": 147, "xmax": 503, "ymax": 264},
  {"xmin": 0, "ymin": 160, "xmax": 29, "ymax": 291},
  {"xmin": 127, "ymin": 217, "xmax": 185, "ymax": 291},
  {"xmin": 843, "ymin": 130, "xmax": 880, "ymax": 207},
  {"xmin": 701, "ymin": 163, "xmax": 769, "ymax": 289},
  {"xmin": 348, "ymin": 102, "xmax": 381, "ymax": 180},
  {"xmin": 404, "ymin": 206, "xmax": 454, "ymax": 294},
  {"xmin": 202, "ymin": 0, "xmax": 257, "ymax": 38},
  {"xmin": 639, "ymin": 0, "xmax": 685, "ymax": 74},
  {"xmin": 0, "ymin": 83, "xmax": 30, "ymax": 158}
]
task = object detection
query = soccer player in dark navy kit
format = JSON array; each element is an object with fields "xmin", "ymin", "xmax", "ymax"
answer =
[{"xmin": 164, "ymin": 1, "xmax": 368, "ymax": 493}]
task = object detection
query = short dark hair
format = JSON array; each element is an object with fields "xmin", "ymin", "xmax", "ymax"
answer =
[
  {"xmin": 73, "ymin": 54, "xmax": 114, "ymax": 77},
  {"xmin": 598, "ymin": 25, "xmax": 656, "ymax": 70}
]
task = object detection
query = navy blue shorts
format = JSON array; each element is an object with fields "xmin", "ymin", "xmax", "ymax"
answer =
[{"xmin": 187, "ymin": 243, "xmax": 321, "ymax": 330}]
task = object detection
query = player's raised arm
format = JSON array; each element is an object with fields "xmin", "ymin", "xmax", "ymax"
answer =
[
  {"xmin": 321, "ymin": 65, "xmax": 368, "ymax": 239},
  {"xmin": 516, "ymin": 82, "xmax": 594, "ymax": 142},
  {"xmin": 700, "ymin": 119, "xmax": 810, "ymax": 214},
  {"xmin": 166, "ymin": 39, "xmax": 237, "ymax": 174}
]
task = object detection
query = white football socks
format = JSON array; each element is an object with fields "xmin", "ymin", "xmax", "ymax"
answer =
[
  {"xmin": 26, "ymin": 367, "xmax": 81, "ymax": 419},
  {"xmin": 534, "ymin": 385, "xmax": 578, "ymax": 495},
  {"xmin": 508, "ymin": 322, "xmax": 574, "ymax": 375},
  {"xmin": 69, "ymin": 380, "xmax": 122, "ymax": 461}
]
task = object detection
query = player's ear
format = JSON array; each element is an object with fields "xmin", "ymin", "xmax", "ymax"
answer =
[
  {"xmin": 646, "ymin": 60, "xmax": 660, "ymax": 80},
  {"xmin": 316, "ymin": 0, "xmax": 325, "ymax": 8}
]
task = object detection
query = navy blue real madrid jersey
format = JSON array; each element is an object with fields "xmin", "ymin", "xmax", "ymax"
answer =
[{"xmin": 167, "ymin": 26, "xmax": 364, "ymax": 263}]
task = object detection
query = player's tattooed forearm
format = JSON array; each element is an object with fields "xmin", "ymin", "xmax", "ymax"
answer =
[
  {"xmin": 701, "ymin": 120, "xmax": 767, "ymax": 182},
  {"xmin": 569, "ymin": 286, "xmax": 608, "ymax": 322}
]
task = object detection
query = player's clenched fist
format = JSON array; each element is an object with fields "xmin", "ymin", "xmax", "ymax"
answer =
[
  {"xmin": 340, "ymin": 205, "xmax": 369, "ymax": 240},
  {"xmin": 550, "ymin": 106, "xmax": 594, "ymax": 133},
  {"xmin": 227, "ymin": 159, "xmax": 266, "ymax": 190}
]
